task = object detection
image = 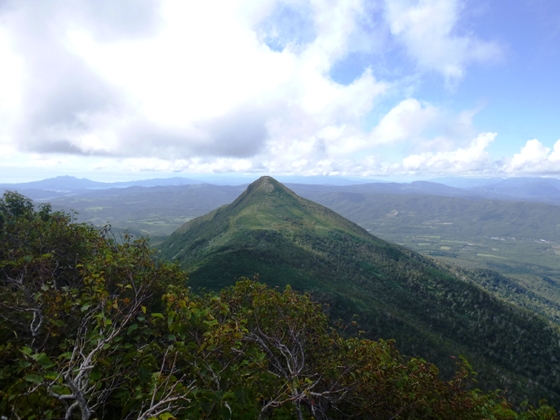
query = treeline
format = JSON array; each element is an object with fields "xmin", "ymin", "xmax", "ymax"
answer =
[{"xmin": 0, "ymin": 191, "xmax": 557, "ymax": 419}]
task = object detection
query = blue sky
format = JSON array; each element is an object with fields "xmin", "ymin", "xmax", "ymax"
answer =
[{"xmin": 0, "ymin": 0, "xmax": 559, "ymax": 182}]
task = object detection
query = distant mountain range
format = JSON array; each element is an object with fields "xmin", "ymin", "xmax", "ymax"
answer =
[
  {"xmin": 4, "ymin": 175, "xmax": 560, "ymax": 205},
  {"xmin": 0, "ymin": 175, "xmax": 202, "ymax": 198},
  {"xmin": 158, "ymin": 176, "xmax": 560, "ymax": 406}
]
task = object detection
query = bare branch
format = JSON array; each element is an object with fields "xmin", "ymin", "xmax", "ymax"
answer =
[{"xmin": 136, "ymin": 348, "xmax": 194, "ymax": 420}]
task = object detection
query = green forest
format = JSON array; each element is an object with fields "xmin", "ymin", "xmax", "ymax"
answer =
[
  {"xmin": 2, "ymin": 192, "xmax": 559, "ymax": 419},
  {"xmin": 47, "ymin": 182, "xmax": 560, "ymax": 286},
  {"xmin": 157, "ymin": 177, "xmax": 560, "ymax": 407}
]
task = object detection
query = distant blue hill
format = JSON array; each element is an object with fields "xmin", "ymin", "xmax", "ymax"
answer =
[
  {"xmin": 0, "ymin": 175, "xmax": 106, "ymax": 191},
  {"xmin": 0, "ymin": 175, "xmax": 201, "ymax": 195},
  {"xmin": 4, "ymin": 175, "xmax": 560, "ymax": 206},
  {"xmin": 430, "ymin": 177, "xmax": 503, "ymax": 188},
  {"xmin": 470, "ymin": 177, "xmax": 560, "ymax": 203},
  {"xmin": 274, "ymin": 175, "xmax": 380, "ymax": 185},
  {"xmin": 288, "ymin": 180, "xmax": 480, "ymax": 199}
]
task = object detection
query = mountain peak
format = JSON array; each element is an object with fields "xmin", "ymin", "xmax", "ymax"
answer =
[
  {"xmin": 228, "ymin": 176, "xmax": 299, "ymax": 210},
  {"xmin": 158, "ymin": 176, "xmax": 560, "ymax": 404},
  {"xmin": 248, "ymin": 176, "xmax": 278, "ymax": 193},
  {"xmin": 166, "ymin": 175, "xmax": 368, "ymax": 251},
  {"xmin": 246, "ymin": 176, "xmax": 294, "ymax": 195}
]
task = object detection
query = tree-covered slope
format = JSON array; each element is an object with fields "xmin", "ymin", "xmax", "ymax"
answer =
[
  {"xmin": 5, "ymin": 191, "xmax": 556, "ymax": 419},
  {"xmin": 292, "ymin": 190, "xmax": 560, "ymax": 322},
  {"xmin": 295, "ymin": 190, "xmax": 560, "ymax": 243},
  {"xmin": 159, "ymin": 176, "xmax": 560, "ymax": 406}
]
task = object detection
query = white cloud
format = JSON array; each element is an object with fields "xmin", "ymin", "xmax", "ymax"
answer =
[
  {"xmin": 0, "ymin": 0, "xmax": 389, "ymax": 163},
  {"xmin": 370, "ymin": 98, "xmax": 440, "ymax": 145},
  {"xmin": 397, "ymin": 132, "xmax": 496, "ymax": 174},
  {"xmin": 0, "ymin": 26, "xmax": 24, "ymax": 148},
  {"xmin": 359, "ymin": 98, "xmax": 479, "ymax": 157},
  {"xmin": 503, "ymin": 139, "xmax": 560, "ymax": 174},
  {"xmin": 384, "ymin": 0, "xmax": 501, "ymax": 83},
  {"xmin": 0, "ymin": 0, "xmax": 517, "ymax": 180}
]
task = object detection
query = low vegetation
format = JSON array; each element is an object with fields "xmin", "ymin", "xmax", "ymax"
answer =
[
  {"xmin": 2, "ymin": 191, "xmax": 559, "ymax": 419},
  {"xmin": 157, "ymin": 178, "xmax": 560, "ymax": 406}
]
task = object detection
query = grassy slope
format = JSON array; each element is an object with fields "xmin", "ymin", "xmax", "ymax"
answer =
[{"xmin": 159, "ymin": 177, "xmax": 560, "ymax": 406}]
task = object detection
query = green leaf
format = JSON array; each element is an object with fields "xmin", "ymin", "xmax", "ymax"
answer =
[
  {"xmin": 90, "ymin": 370, "xmax": 102, "ymax": 381},
  {"xmin": 21, "ymin": 346, "xmax": 33, "ymax": 356},
  {"xmin": 35, "ymin": 353, "xmax": 55, "ymax": 369},
  {"xmin": 25, "ymin": 374, "xmax": 43, "ymax": 384},
  {"xmin": 18, "ymin": 360, "xmax": 31, "ymax": 368},
  {"xmin": 51, "ymin": 385, "xmax": 70, "ymax": 395},
  {"xmin": 44, "ymin": 372, "xmax": 59, "ymax": 380}
]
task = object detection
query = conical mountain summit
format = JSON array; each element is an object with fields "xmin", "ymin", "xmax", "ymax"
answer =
[
  {"xmin": 173, "ymin": 175, "xmax": 364, "ymax": 236},
  {"xmin": 158, "ymin": 176, "xmax": 560, "ymax": 405}
]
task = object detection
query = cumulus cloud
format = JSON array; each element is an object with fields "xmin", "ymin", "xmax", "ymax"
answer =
[
  {"xmin": 397, "ymin": 132, "xmax": 496, "ymax": 175},
  {"xmin": 384, "ymin": 0, "xmax": 502, "ymax": 83},
  {"xmin": 0, "ymin": 0, "xmax": 510, "ymax": 179},
  {"xmin": 503, "ymin": 139, "xmax": 560, "ymax": 175},
  {"xmin": 0, "ymin": 0, "xmax": 390, "ymax": 162},
  {"xmin": 368, "ymin": 98, "xmax": 442, "ymax": 148},
  {"xmin": 359, "ymin": 98, "xmax": 478, "ymax": 156}
]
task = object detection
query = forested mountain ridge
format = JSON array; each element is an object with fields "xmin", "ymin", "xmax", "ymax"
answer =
[
  {"xmin": 36, "ymin": 176, "xmax": 560, "ymax": 300},
  {"xmin": 297, "ymin": 191, "xmax": 560, "ymax": 304},
  {"xmin": 4, "ymin": 191, "xmax": 557, "ymax": 419},
  {"xmin": 159, "ymin": 176, "xmax": 560, "ymax": 406}
]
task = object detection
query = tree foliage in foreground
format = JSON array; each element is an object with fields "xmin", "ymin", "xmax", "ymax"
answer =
[{"xmin": 0, "ymin": 192, "xmax": 557, "ymax": 419}]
